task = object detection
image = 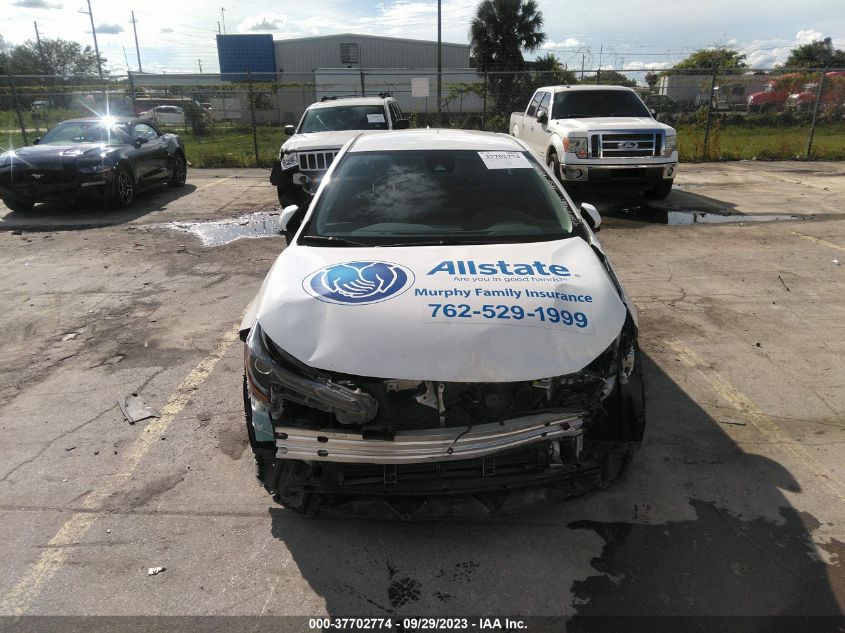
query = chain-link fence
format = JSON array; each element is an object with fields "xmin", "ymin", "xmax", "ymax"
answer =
[{"xmin": 2, "ymin": 67, "xmax": 844, "ymax": 167}]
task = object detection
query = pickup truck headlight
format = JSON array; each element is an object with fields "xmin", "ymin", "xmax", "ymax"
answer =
[
  {"xmin": 280, "ymin": 151, "xmax": 298, "ymax": 170},
  {"xmin": 563, "ymin": 136, "xmax": 588, "ymax": 159},
  {"xmin": 662, "ymin": 134, "xmax": 677, "ymax": 157}
]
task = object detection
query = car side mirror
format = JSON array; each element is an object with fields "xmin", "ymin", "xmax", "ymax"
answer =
[
  {"xmin": 32, "ymin": 137, "xmax": 41, "ymax": 145},
  {"xmin": 394, "ymin": 118, "xmax": 410, "ymax": 130},
  {"xmin": 133, "ymin": 136, "xmax": 149, "ymax": 147},
  {"xmin": 536, "ymin": 110, "xmax": 548, "ymax": 124},
  {"xmin": 279, "ymin": 204, "xmax": 300, "ymax": 232},
  {"xmin": 581, "ymin": 203, "xmax": 601, "ymax": 232},
  {"xmin": 284, "ymin": 124, "xmax": 296, "ymax": 136}
]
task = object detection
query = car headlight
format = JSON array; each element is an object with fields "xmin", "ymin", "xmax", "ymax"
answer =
[
  {"xmin": 563, "ymin": 136, "xmax": 588, "ymax": 159},
  {"xmin": 0, "ymin": 153, "xmax": 11, "ymax": 167},
  {"xmin": 78, "ymin": 162, "xmax": 112, "ymax": 174},
  {"xmin": 662, "ymin": 133, "xmax": 677, "ymax": 157},
  {"xmin": 280, "ymin": 151, "xmax": 298, "ymax": 170}
]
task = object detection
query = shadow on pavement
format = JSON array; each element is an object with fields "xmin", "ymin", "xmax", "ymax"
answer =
[
  {"xmin": 0, "ymin": 183, "xmax": 197, "ymax": 232},
  {"xmin": 267, "ymin": 352, "xmax": 844, "ymax": 619}
]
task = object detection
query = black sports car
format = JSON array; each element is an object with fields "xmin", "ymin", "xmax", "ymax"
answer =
[{"xmin": 0, "ymin": 116, "xmax": 187, "ymax": 212}]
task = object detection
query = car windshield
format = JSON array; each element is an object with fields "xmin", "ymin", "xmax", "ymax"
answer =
[
  {"xmin": 39, "ymin": 120, "xmax": 133, "ymax": 145},
  {"xmin": 553, "ymin": 90, "xmax": 651, "ymax": 118},
  {"xmin": 299, "ymin": 105, "xmax": 388, "ymax": 133},
  {"xmin": 301, "ymin": 149, "xmax": 575, "ymax": 246}
]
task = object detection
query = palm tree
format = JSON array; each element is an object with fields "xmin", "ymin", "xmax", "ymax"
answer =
[
  {"xmin": 470, "ymin": 0, "xmax": 546, "ymax": 71},
  {"xmin": 469, "ymin": 0, "xmax": 547, "ymax": 116}
]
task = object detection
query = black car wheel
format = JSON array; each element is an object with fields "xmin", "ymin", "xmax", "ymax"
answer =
[
  {"xmin": 114, "ymin": 167, "xmax": 135, "ymax": 208},
  {"xmin": 644, "ymin": 179, "xmax": 674, "ymax": 200},
  {"xmin": 2, "ymin": 197, "xmax": 35, "ymax": 213},
  {"xmin": 168, "ymin": 154, "xmax": 187, "ymax": 187}
]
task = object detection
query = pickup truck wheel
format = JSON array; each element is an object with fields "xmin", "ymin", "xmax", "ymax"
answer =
[
  {"xmin": 644, "ymin": 179, "xmax": 673, "ymax": 200},
  {"xmin": 2, "ymin": 197, "xmax": 35, "ymax": 213},
  {"xmin": 546, "ymin": 152, "xmax": 562, "ymax": 181}
]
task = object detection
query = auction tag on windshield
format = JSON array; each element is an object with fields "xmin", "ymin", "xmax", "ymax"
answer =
[
  {"xmin": 367, "ymin": 113, "xmax": 386, "ymax": 123},
  {"xmin": 477, "ymin": 151, "xmax": 532, "ymax": 169}
]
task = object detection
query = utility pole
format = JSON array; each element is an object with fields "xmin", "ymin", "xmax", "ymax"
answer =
[
  {"xmin": 131, "ymin": 10, "xmax": 142, "ymax": 72},
  {"xmin": 220, "ymin": 7, "xmax": 226, "ymax": 34},
  {"xmin": 33, "ymin": 21, "xmax": 49, "ymax": 74},
  {"xmin": 198, "ymin": 59, "xmax": 203, "ymax": 73},
  {"xmin": 217, "ymin": 21, "xmax": 221, "ymax": 34},
  {"xmin": 437, "ymin": 0, "xmax": 441, "ymax": 125},
  {"xmin": 79, "ymin": 0, "xmax": 103, "ymax": 79},
  {"xmin": 122, "ymin": 46, "xmax": 130, "ymax": 72}
]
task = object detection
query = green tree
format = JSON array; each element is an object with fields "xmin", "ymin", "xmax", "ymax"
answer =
[
  {"xmin": 469, "ymin": 0, "xmax": 547, "ymax": 114},
  {"xmin": 1, "ymin": 38, "xmax": 105, "ymax": 76},
  {"xmin": 645, "ymin": 71, "xmax": 659, "ymax": 92},
  {"xmin": 596, "ymin": 69, "xmax": 636, "ymax": 87},
  {"xmin": 783, "ymin": 38, "xmax": 845, "ymax": 69},
  {"xmin": 533, "ymin": 53, "xmax": 577, "ymax": 84},
  {"xmin": 673, "ymin": 48, "xmax": 747, "ymax": 74}
]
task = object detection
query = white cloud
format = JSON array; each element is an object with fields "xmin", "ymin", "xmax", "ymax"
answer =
[
  {"xmin": 740, "ymin": 30, "xmax": 843, "ymax": 68},
  {"xmin": 238, "ymin": 13, "xmax": 288, "ymax": 32},
  {"xmin": 96, "ymin": 23, "xmax": 124, "ymax": 34},
  {"xmin": 542, "ymin": 38, "xmax": 582, "ymax": 50}
]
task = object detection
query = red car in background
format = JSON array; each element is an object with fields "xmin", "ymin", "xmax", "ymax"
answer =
[
  {"xmin": 786, "ymin": 71, "xmax": 845, "ymax": 112},
  {"xmin": 746, "ymin": 73, "xmax": 803, "ymax": 112}
]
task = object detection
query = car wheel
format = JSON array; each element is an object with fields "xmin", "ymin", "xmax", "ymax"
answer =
[
  {"xmin": 2, "ymin": 197, "xmax": 35, "ymax": 213},
  {"xmin": 547, "ymin": 151, "xmax": 562, "ymax": 181},
  {"xmin": 168, "ymin": 153, "xmax": 187, "ymax": 187},
  {"xmin": 113, "ymin": 166, "xmax": 135, "ymax": 208},
  {"xmin": 644, "ymin": 179, "xmax": 673, "ymax": 200},
  {"xmin": 589, "ymin": 342, "xmax": 646, "ymax": 443}
]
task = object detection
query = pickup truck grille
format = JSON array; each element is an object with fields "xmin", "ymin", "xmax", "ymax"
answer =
[
  {"xmin": 591, "ymin": 133, "xmax": 659, "ymax": 158},
  {"xmin": 298, "ymin": 150, "xmax": 337, "ymax": 173}
]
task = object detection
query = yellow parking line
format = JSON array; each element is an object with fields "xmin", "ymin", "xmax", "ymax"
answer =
[
  {"xmin": 667, "ymin": 339, "xmax": 845, "ymax": 504},
  {"xmin": 791, "ymin": 231, "xmax": 845, "ymax": 253},
  {"xmin": 0, "ymin": 324, "xmax": 241, "ymax": 616},
  {"xmin": 195, "ymin": 176, "xmax": 234, "ymax": 191}
]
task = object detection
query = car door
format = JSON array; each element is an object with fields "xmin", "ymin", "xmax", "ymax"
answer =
[
  {"xmin": 527, "ymin": 91, "xmax": 552, "ymax": 159},
  {"xmin": 132, "ymin": 123, "xmax": 168, "ymax": 182},
  {"xmin": 519, "ymin": 90, "xmax": 543, "ymax": 149}
]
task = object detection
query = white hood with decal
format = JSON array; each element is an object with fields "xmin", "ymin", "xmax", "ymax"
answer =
[{"xmin": 254, "ymin": 238, "xmax": 627, "ymax": 382}]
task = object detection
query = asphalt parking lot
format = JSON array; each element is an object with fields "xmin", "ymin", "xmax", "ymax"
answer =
[{"xmin": 0, "ymin": 162, "xmax": 843, "ymax": 623}]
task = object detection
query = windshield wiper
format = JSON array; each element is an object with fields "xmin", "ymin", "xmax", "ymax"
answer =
[{"xmin": 299, "ymin": 235, "xmax": 370, "ymax": 247}]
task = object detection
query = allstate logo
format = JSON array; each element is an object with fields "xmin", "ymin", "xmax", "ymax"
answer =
[{"xmin": 303, "ymin": 261, "xmax": 415, "ymax": 305}]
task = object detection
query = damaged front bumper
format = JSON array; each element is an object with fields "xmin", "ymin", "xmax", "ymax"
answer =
[{"xmin": 275, "ymin": 410, "xmax": 585, "ymax": 464}]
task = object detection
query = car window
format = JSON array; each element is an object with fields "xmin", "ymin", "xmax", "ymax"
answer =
[
  {"xmin": 537, "ymin": 92, "xmax": 551, "ymax": 118},
  {"xmin": 300, "ymin": 105, "xmax": 389, "ymax": 132},
  {"xmin": 39, "ymin": 120, "xmax": 133, "ymax": 145},
  {"xmin": 393, "ymin": 102, "xmax": 406, "ymax": 119},
  {"xmin": 526, "ymin": 92, "xmax": 543, "ymax": 117},
  {"xmin": 552, "ymin": 90, "xmax": 651, "ymax": 118},
  {"xmin": 387, "ymin": 102, "xmax": 399, "ymax": 126},
  {"xmin": 303, "ymin": 149, "xmax": 574, "ymax": 245},
  {"xmin": 134, "ymin": 123, "xmax": 159, "ymax": 141}
]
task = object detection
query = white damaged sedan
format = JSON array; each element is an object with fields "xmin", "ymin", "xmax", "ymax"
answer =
[{"xmin": 241, "ymin": 129, "xmax": 645, "ymax": 516}]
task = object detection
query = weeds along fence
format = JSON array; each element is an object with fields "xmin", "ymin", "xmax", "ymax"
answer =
[{"xmin": 1, "ymin": 67, "xmax": 844, "ymax": 167}]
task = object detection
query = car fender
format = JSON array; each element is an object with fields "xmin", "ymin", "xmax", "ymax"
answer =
[{"xmin": 547, "ymin": 133, "xmax": 565, "ymax": 164}]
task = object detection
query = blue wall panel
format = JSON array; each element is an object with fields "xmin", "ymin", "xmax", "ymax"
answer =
[{"xmin": 216, "ymin": 34, "xmax": 276, "ymax": 79}]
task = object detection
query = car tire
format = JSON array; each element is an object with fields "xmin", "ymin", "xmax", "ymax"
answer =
[
  {"xmin": 589, "ymin": 342, "xmax": 646, "ymax": 443},
  {"xmin": 113, "ymin": 166, "xmax": 135, "ymax": 208},
  {"xmin": 547, "ymin": 151, "xmax": 562, "ymax": 181},
  {"xmin": 644, "ymin": 179, "xmax": 673, "ymax": 200},
  {"xmin": 168, "ymin": 153, "xmax": 187, "ymax": 187},
  {"xmin": 2, "ymin": 197, "xmax": 34, "ymax": 213}
]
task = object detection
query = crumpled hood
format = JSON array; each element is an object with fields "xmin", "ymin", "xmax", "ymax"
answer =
[
  {"xmin": 4, "ymin": 143, "xmax": 113, "ymax": 167},
  {"xmin": 281, "ymin": 131, "xmax": 368, "ymax": 153},
  {"xmin": 554, "ymin": 117, "xmax": 674, "ymax": 133},
  {"xmin": 255, "ymin": 238, "xmax": 628, "ymax": 382}
]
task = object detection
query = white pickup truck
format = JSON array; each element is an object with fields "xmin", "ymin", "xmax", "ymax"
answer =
[{"xmin": 510, "ymin": 85, "xmax": 678, "ymax": 199}]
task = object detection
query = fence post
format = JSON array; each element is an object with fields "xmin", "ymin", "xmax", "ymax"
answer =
[
  {"xmin": 702, "ymin": 63, "xmax": 718, "ymax": 160},
  {"xmin": 360, "ymin": 70, "xmax": 366, "ymax": 97},
  {"xmin": 128, "ymin": 71, "xmax": 137, "ymax": 114},
  {"xmin": 806, "ymin": 68, "xmax": 827, "ymax": 158},
  {"xmin": 247, "ymin": 72, "xmax": 260, "ymax": 167},
  {"xmin": 481, "ymin": 72, "xmax": 487, "ymax": 130},
  {"xmin": 10, "ymin": 76, "xmax": 29, "ymax": 146}
]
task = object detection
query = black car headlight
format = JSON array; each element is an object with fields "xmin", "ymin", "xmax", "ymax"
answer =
[{"xmin": 78, "ymin": 162, "xmax": 113, "ymax": 174}]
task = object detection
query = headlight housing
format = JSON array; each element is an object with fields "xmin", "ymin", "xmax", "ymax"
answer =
[
  {"xmin": 77, "ymin": 161, "xmax": 112, "ymax": 174},
  {"xmin": 280, "ymin": 151, "xmax": 298, "ymax": 170},
  {"xmin": 563, "ymin": 136, "xmax": 588, "ymax": 159},
  {"xmin": 662, "ymin": 133, "xmax": 677, "ymax": 157}
]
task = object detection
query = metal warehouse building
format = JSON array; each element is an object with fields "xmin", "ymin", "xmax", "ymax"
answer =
[{"xmin": 215, "ymin": 33, "xmax": 479, "ymax": 122}]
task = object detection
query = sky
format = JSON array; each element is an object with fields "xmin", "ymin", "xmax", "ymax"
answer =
[{"xmin": 1, "ymin": 0, "xmax": 844, "ymax": 74}]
